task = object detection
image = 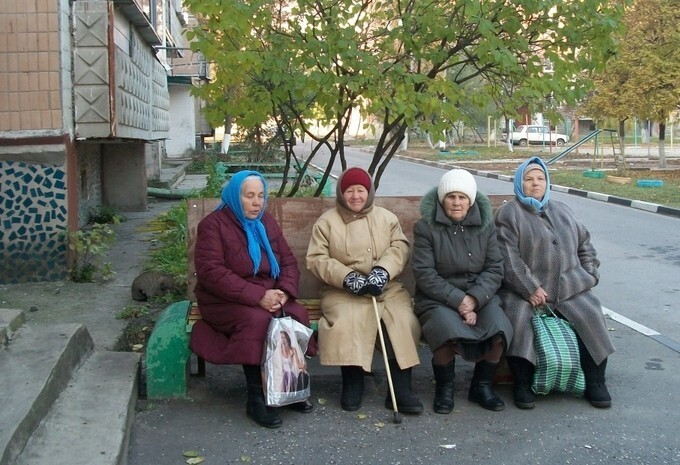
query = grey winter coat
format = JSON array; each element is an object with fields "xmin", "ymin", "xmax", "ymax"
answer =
[
  {"xmin": 412, "ymin": 189, "xmax": 513, "ymax": 358},
  {"xmin": 495, "ymin": 199, "xmax": 615, "ymax": 365}
]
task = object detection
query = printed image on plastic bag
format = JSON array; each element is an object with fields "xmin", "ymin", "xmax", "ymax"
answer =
[
  {"xmin": 262, "ymin": 316, "xmax": 313, "ymax": 406},
  {"xmin": 279, "ymin": 329, "xmax": 310, "ymax": 393}
]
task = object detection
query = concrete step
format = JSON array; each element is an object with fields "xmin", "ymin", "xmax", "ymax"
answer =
[
  {"xmin": 0, "ymin": 308, "xmax": 24, "ymax": 347},
  {"xmin": 152, "ymin": 161, "xmax": 191, "ymax": 190},
  {"xmin": 0, "ymin": 323, "xmax": 93, "ymax": 465},
  {"xmin": 15, "ymin": 350, "xmax": 140, "ymax": 465}
]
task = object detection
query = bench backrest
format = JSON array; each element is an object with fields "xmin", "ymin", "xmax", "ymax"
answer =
[{"xmin": 186, "ymin": 195, "xmax": 514, "ymax": 301}]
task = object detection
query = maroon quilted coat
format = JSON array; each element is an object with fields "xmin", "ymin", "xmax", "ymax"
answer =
[{"xmin": 189, "ymin": 207, "xmax": 317, "ymax": 365}]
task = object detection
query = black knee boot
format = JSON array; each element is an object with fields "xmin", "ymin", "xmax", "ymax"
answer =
[
  {"xmin": 384, "ymin": 359, "xmax": 424, "ymax": 414},
  {"xmin": 243, "ymin": 365, "xmax": 282, "ymax": 428},
  {"xmin": 506, "ymin": 356, "xmax": 536, "ymax": 409},
  {"xmin": 578, "ymin": 340, "xmax": 611, "ymax": 408},
  {"xmin": 432, "ymin": 359, "xmax": 455, "ymax": 414},
  {"xmin": 468, "ymin": 361, "xmax": 505, "ymax": 411},
  {"xmin": 340, "ymin": 366, "xmax": 365, "ymax": 411}
]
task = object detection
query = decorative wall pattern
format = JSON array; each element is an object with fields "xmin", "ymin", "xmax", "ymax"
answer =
[
  {"xmin": 115, "ymin": 27, "xmax": 169, "ymax": 140},
  {"xmin": 73, "ymin": 0, "xmax": 111, "ymax": 138},
  {"xmin": 0, "ymin": 160, "xmax": 68, "ymax": 283},
  {"xmin": 73, "ymin": 0, "xmax": 169, "ymax": 140}
]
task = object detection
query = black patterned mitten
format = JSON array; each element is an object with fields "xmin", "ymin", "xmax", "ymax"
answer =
[
  {"xmin": 343, "ymin": 271, "xmax": 368, "ymax": 295},
  {"xmin": 358, "ymin": 266, "xmax": 390, "ymax": 296}
]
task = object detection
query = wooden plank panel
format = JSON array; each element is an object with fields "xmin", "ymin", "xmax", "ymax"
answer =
[{"xmin": 186, "ymin": 195, "xmax": 515, "ymax": 301}]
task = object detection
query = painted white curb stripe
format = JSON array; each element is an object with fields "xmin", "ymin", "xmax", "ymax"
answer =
[{"xmin": 602, "ymin": 306, "xmax": 660, "ymax": 337}]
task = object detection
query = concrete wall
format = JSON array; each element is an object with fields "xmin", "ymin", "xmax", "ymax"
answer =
[
  {"xmin": 166, "ymin": 83, "xmax": 197, "ymax": 158},
  {"xmin": 76, "ymin": 142, "xmax": 103, "ymax": 227},
  {"xmin": 101, "ymin": 143, "xmax": 148, "ymax": 212}
]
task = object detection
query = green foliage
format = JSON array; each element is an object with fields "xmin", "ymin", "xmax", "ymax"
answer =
[
  {"xmin": 89, "ymin": 205, "xmax": 126, "ymax": 225},
  {"xmin": 580, "ymin": 0, "xmax": 680, "ymax": 167},
  {"xmin": 581, "ymin": 0, "xmax": 680, "ymax": 122},
  {"xmin": 185, "ymin": 0, "xmax": 625, "ymax": 189},
  {"xmin": 116, "ymin": 305, "xmax": 150, "ymax": 320},
  {"xmin": 68, "ymin": 223, "xmax": 117, "ymax": 282},
  {"xmin": 144, "ymin": 204, "xmax": 189, "ymax": 302}
]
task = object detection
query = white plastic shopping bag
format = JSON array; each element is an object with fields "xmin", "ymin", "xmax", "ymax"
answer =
[{"xmin": 261, "ymin": 311, "xmax": 313, "ymax": 407}]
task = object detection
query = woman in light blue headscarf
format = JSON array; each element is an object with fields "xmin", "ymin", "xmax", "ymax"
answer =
[
  {"xmin": 495, "ymin": 157, "xmax": 614, "ymax": 410},
  {"xmin": 191, "ymin": 170, "xmax": 317, "ymax": 429}
]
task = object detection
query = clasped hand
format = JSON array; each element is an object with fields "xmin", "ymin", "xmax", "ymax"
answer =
[
  {"xmin": 259, "ymin": 289, "xmax": 289, "ymax": 313},
  {"xmin": 528, "ymin": 287, "xmax": 549, "ymax": 307},
  {"xmin": 458, "ymin": 295, "xmax": 478, "ymax": 326},
  {"xmin": 343, "ymin": 267, "xmax": 390, "ymax": 296}
]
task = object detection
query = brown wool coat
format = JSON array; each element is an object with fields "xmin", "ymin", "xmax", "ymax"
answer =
[
  {"xmin": 495, "ymin": 199, "xmax": 615, "ymax": 365},
  {"xmin": 306, "ymin": 205, "xmax": 421, "ymax": 371}
]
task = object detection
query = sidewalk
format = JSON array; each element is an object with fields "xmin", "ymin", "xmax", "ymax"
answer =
[
  {"xmin": 129, "ymin": 166, "xmax": 680, "ymax": 465},
  {"xmin": 2, "ymin": 161, "xmax": 679, "ymax": 465}
]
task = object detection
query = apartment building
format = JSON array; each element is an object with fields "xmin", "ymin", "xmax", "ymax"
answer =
[{"xmin": 0, "ymin": 0, "xmax": 190, "ymax": 283}]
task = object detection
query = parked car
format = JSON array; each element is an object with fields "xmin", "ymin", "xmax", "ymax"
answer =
[{"xmin": 502, "ymin": 125, "xmax": 569, "ymax": 147}]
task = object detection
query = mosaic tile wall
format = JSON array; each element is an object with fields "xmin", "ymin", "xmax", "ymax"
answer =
[{"xmin": 0, "ymin": 159, "xmax": 68, "ymax": 283}]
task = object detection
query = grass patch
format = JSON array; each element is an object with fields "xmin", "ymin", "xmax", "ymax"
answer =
[
  {"xmin": 116, "ymin": 305, "xmax": 150, "ymax": 320},
  {"xmin": 549, "ymin": 170, "xmax": 680, "ymax": 208}
]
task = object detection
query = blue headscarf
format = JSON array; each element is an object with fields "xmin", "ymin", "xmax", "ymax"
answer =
[
  {"xmin": 215, "ymin": 170, "xmax": 280, "ymax": 279},
  {"xmin": 513, "ymin": 156, "xmax": 551, "ymax": 212}
]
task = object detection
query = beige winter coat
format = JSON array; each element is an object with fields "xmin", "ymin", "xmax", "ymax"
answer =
[{"xmin": 306, "ymin": 205, "xmax": 421, "ymax": 371}]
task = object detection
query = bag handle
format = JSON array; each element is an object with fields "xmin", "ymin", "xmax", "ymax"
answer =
[
  {"xmin": 274, "ymin": 308, "xmax": 287, "ymax": 318},
  {"xmin": 533, "ymin": 304, "xmax": 557, "ymax": 318}
]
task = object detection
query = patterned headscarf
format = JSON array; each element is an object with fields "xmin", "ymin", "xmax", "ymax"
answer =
[
  {"xmin": 215, "ymin": 170, "xmax": 280, "ymax": 278},
  {"xmin": 513, "ymin": 156, "xmax": 551, "ymax": 212}
]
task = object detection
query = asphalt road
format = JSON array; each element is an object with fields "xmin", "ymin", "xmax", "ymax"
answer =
[{"xmin": 127, "ymin": 147, "xmax": 680, "ymax": 465}]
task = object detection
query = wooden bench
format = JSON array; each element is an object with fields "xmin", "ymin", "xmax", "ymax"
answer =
[{"xmin": 145, "ymin": 195, "xmax": 513, "ymax": 398}]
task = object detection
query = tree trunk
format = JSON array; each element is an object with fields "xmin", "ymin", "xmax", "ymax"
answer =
[
  {"xmin": 618, "ymin": 120, "xmax": 626, "ymax": 158},
  {"xmin": 221, "ymin": 115, "xmax": 233, "ymax": 154},
  {"xmin": 399, "ymin": 132, "xmax": 409, "ymax": 152},
  {"xmin": 658, "ymin": 121, "xmax": 667, "ymax": 168},
  {"xmin": 425, "ymin": 132, "xmax": 435, "ymax": 149}
]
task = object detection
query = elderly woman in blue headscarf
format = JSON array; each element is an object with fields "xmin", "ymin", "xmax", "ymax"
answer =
[
  {"xmin": 495, "ymin": 157, "xmax": 615, "ymax": 410},
  {"xmin": 190, "ymin": 170, "xmax": 317, "ymax": 429}
]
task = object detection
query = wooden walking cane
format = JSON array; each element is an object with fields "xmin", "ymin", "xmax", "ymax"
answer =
[{"xmin": 372, "ymin": 296, "xmax": 402, "ymax": 424}]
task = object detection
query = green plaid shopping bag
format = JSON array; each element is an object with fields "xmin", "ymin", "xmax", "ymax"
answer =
[{"xmin": 531, "ymin": 306, "xmax": 585, "ymax": 396}]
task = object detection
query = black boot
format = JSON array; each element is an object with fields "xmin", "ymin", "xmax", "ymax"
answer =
[
  {"xmin": 243, "ymin": 365, "xmax": 282, "ymax": 428},
  {"xmin": 340, "ymin": 366, "xmax": 365, "ymax": 411},
  {"xmin": 468, "ymin": 361, "xmax": 505, "ymax": 411},
  {"xmin": 578, "ymin": 341, "xmax": 611, "ymax": 408},
  {"xmin": 432, "ymin": 359, "xmax": 455, "ymax": 414},
  {"xmin": 384, "ymin": 360, "xmax": 424, "ymax": 414},
  {"xmin": 506, "ymin": 356, "xmax": 536, "ymax": 409}
]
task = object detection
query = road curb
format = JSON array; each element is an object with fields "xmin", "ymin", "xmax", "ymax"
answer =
[{"xmin": 395, "ymin": 154, "xmax": 680, "ymax": 219}]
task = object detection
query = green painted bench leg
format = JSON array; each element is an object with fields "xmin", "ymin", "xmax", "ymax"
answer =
[{"xmin": 146, "ymin": 300, "xmax": 191, "ymax": 398}]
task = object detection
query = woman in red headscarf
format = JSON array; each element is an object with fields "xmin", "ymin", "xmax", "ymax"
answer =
[{"xmin": 306, "ymin": 167, "xmax": 423, "ymax": 414}]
